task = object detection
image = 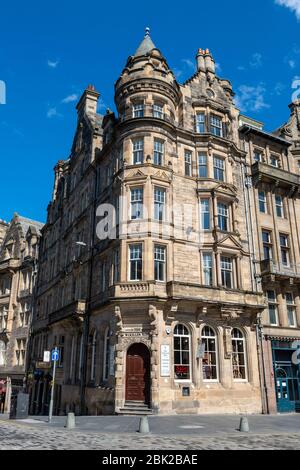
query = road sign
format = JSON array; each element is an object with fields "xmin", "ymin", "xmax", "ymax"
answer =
[{"xmin": 51, "ymin": 348, "xmax": 59, "ymax": 362}]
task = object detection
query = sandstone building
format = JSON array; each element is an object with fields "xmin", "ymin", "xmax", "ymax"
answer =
[
  {"xmin": 0, "ymin": 214, "xmax": 42, "ymax": 410},
  {"xmin": 28, "ymin": 30, "xmax": 300, "ymax": 416}
]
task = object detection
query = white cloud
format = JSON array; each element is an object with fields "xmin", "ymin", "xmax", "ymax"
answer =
[
  {"xmin": 250, "ymin": 53, "xmax": 263, "ymax": 68},
  {"xmin": 234, "ymin": 84, "xmax": 270, "ymax": 112},
  {"xmin": 274, "ymin": 82, "xmax": 286, "ymax": 95},
  {"xmin": 47, "ymin": 107, "xmax": 62, "ymax": 118},
  {"xmin": 47, "ymin": 60, "xmax": 59, "ymax": 68},
  {"xmin": 275, "ymin": 0, "xmax": 300, "ymax": 19},
  {"xmin": 181, "ymin": 59, "xmax": 195, "ymax": 70},
  {"xmin": 288, "ymin": 59, "xmax": 296, "ymax": 68},
  {"xmin": 61, "ymin": 94, "xmax": 78, "ymax": 104}
]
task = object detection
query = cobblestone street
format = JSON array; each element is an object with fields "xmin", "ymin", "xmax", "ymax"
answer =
[{"xmin": 0, "ymin": 416, "xmax": 300, "ymax": 450}]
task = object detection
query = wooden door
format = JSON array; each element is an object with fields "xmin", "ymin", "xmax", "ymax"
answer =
[{"xmin": 126, "ymin": 343, "xmax": 150, "ymax": 404}]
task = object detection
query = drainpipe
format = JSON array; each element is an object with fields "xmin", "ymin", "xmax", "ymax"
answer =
[
  {"xmin": 79, "ymin": 162, "xmax": 98, "ymax": 415},
  {"xmin": 256, "ymin": 314, "xmax": 269, "ymax": 414}
]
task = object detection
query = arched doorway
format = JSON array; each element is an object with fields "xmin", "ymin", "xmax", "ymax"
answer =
[{"xmin": 126, "ymin": 343, "xmax": 150, "ymax": 405}]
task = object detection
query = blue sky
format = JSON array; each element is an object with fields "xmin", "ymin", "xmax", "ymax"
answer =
[{"xmin": 0, "ymin": 0, "xmax": 300, "ymax": 223}]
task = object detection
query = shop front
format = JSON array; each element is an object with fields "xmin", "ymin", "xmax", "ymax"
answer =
[{"xmin": 272, "ymin": 340, "xmax": 300, "ymax": 413}]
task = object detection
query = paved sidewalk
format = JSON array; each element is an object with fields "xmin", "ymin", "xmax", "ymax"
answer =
[
  {"xmin": 0, "ymin": 413, "xmax": 299, "ymax": 449},
  {"xmin": 0, "ymin": 419, "xmax": 300, "ymax": 450},
  {"xmin": 5, "ymin": 413, "xmax": 299, "ymax": 436}
]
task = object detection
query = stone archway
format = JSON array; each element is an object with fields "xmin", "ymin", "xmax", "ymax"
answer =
[{"xmin": 125, "ymin": 343, "xmax": 151, "ymax": 405}]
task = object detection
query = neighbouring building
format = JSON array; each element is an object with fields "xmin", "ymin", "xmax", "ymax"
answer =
[
  {"xmin": 28, "ymin": 30, "xmax": 300, "ymax": 416},
  {"xmin": 240, "ymin": 101, "xmax": 300, "ymax": 414},
  {"xmin": 0, "ymin": 213, "xmax": 43, "ymax": 411}
]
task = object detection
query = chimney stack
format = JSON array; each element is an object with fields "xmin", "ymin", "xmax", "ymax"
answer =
[
  {"xmin": 76, "ymin": 84, "xmax": 100, "ymax": 118},
  {"xmin": 196, "ymin": 48, "xmax": 215, "ymax": 74}
]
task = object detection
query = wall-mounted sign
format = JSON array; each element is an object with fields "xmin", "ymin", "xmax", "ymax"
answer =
[
  {"xmin": 43, "ymin": 351, "xmax": 50, "ymax": 362},
  {"xmin": 160, "ymin": 345, "xmax": 170, "ymax": 377}
]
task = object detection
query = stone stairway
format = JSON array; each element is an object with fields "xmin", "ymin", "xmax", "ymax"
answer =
[{"xmin": 118, "ymin": 401, "xmax": 153, "ymax": 415}]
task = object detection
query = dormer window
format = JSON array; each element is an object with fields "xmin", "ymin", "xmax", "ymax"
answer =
[
  {"xmin": 133, "ymin": 102, "xmax": 144, "ymax": 118},
  {"xmin": 210, "ymin": 115, "xmax": 223, "ymax": 137}
]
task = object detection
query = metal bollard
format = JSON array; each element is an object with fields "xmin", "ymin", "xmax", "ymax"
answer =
[
  {"xmin": 138, "ymin": 416, "xmax": 150, "ymax": 434},
  {"xmin": 239, "ymin": 416, "xmax": 249, "ymax": 433},
  {"xmin": 65, "ymin": 412, "xmax": 76, "ymax": 430}
]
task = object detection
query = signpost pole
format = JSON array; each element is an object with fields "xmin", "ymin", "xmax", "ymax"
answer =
[{"xmin": 48, "ymin": 348, "xmax": 58, "ymax": 423}]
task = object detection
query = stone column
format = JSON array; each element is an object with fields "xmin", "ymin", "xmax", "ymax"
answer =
[{"xmin": 277, "ymin": 292, "xmax": 288, "ymax": 327}]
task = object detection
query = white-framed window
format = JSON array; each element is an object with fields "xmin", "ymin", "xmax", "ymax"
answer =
[
  {"xmin": 280, "ymin": 234, "xmax": 290, "ymax": 267},
  {"xmin": 201, "ymin": 326, "xmax": 218, "ymax": 381},
  {"xmin": 221, "ymin": 256, "xmax": 233, "ymax": 288},
  {"xmin": 275, "ymin": 195, "xmax": 284, "ymax": 218},
  {"xmin": 200, "ymin": 199, "xmax": 210, "ymax": 230},
  {"xmin": 130, "ymin": 188, "xmax": 143, "ymax": 220},
  {"xmin": 202, "ymin": 252, "xmax": 213, "ymax": 286},
  {"xmin": 185, "ymin": 150, "xmax": 192, "ymax": 176},
  {"xmin": 103, "ymin": 327, "xmax": 110, "ymax": 381},
  {"xmin": 154, "ymin": 187, "xmax": 166, "ymax": 221},
  {"xmin": 270, "ymin": 154, "xmax": 279, "ymax": 167},
  {"xmin": 16, "ymin": 338, "xmax": 26, "ymax": 367},
  {"xmin": 262, "ymin": 230, "xmax": 272, "ymax": 260},
  {"xmin": 0, "ymin": 340, "xmax": 6, "ymax": 366},
  {"xmin": 133, "ymin": 102, "xmax": 144, "ymax": 118},
  {"xmin": 153, "ymin": 103, "xmax": 163, "ymax": 119},
  {"xmin": 210, "ymin": 115, "xmax": 223, "ymax": 137},
  {"xmin": 90, "ymin": 330, "xmax": 97, "ymax": 381},
  {"xmin": 154, "ymin": 245, "xmax": 166, "ymax": 282},
  {"xmin": 258, "ymin": 191, "xmax": 267, "ymax": 213},
  {"xmin": 254, "ymin": 150, "xmax": 262, "ymax": 162},
  {"xmin": 231, "ymin": 328, "xmax": 247, "ymax": 381},
  {"xmin": 174, "ymin": 324, "xmax": 191, "ymax": 381},
  {"xmin": 196, "ymin": 112, "xmax": 205, "ymax": 133},
  {"xmin": 213, "ymin": 156, "xmax": 225, "ymax": 181},
  {"xmin": 0, "ymin": 305, "xmax": 8, "ymax": 330},
  {"xmin": 129, "ymin": 244, "xmax": 143, "ymax": 281},
  {"xmin": 286, "ymin": 293, "xmax": 297, "ymax": 327},
  {"xmin": 133, "ymin": 139, "xmax": 144, "ymax": 164},
  {"xmin": 217, "ymin": 202, "xmax": 229, "ymax": 232},
  {"xmin": 267, "ymin": 290, "xmax": 278, "ymax": 326},
  {"xmin": 198, "ymin": 153, "xmax": 208, "ymax": 178},
  {"xmin": 154, "ymin": 139, "xmax": 164, "ymax": 166}
]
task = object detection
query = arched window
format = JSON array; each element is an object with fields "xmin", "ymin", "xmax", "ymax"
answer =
[
  {"xmin": 103, "ymin": 327, "xmax": 110, "ymax": 381},
  {"xmin": 90, "ymin": 331, "xmax": 97, "ymax": 381},
  {"xmin": 231, "ymin": 328, "xmax": 247, "ymax": 381},
  {"xmin": 0, "ymin": 341, "xmax": 6, "ymax": 366},
  {"xmin": 174, "ymin": 324, "xmax": 191, "ymax": 380},
  {"xmin": 201, "ymin": 326, "xmax": 218, "ymax": 381}
]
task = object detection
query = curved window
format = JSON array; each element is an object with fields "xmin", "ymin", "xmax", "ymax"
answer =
[
  {"xmin": 90, "ymin": 331, "xmax": 97, "ymax": 381},
  {"xmin": 0, "ymin": 341, "xmax": 6, "ymax": 366},
  {"xmin": 201, "ymin": 326, "xmax": 218, "ymax": 381},
  {"xmin": 103, "ymin": 328, "xmax": 110, "ymax": 381},
  {"xmin": 231, "ymin": 328, "xmax": 247, "ymax": 381},
  {"xmin": 174, "ymin": 324, "xmax": 191, "ymax": 380}
]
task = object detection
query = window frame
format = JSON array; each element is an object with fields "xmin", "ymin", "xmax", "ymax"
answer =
[
  {"xmin": 201, "ymin": 325, "xmax": 219, "ymax": 382},
  {"xmin": 154, "ymin": 244, "xmax": 166, "ymax": 282},
  {"xmin": 129, "ymin": 244, "xmax": 143, "ymax": 281},
  {"xmin": 173, "ymin": 324, "xmax": 192, "ymax": 382},
  {"xmin": 132, "ymin": 139, "xmax": 144, "ymax": 165},
  {"xmin": 231, "ymin": 328, "xmax": 248, "ymax": 382}
]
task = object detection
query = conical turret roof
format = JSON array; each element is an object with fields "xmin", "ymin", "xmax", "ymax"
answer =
[{"xmin": 134, "ymin": 27, "xmax": 156, "ymax": 57}]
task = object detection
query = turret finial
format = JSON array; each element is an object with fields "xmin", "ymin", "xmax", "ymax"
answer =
[{"xmin": 145, "ymin": 27, "xmax": 150, "ymax": 37}]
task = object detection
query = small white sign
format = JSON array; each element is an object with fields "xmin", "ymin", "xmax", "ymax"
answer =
[
  {"xmin": 161, "ymin": 345, "xmax": 170, "ymax": 377},
  {"xmin": 43, "ymin": 351, "xmax": 50, "ymax": 362}
]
